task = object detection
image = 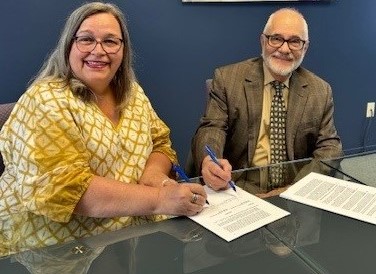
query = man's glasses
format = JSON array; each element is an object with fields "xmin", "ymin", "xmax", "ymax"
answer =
[
  {"xmin": 263, "ymin": 34, "xmax": 306, "ymax": 51},
  {"xmin": 74, "ymin": 35, "xmax": 123, "ymax": 54}
]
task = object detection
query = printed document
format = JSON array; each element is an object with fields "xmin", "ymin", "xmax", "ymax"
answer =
[
  {"xmin": 280, "ymin": 172, "xmax": 376, "ymax": 225},
  {"xmin": 189, "ymin": 186, "xmax": 290, "ymax": 242}
]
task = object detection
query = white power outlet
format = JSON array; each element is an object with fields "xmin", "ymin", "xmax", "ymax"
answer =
[{"xmin": 366, "ymin": 102, "xmax": 375, "ymax": 118}]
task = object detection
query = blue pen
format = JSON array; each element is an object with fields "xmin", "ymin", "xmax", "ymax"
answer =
[
  {"xmin": 204, "ymin": 145, "xmax": 237, "ymax": 192},
  {"xmin": 173, "ymin": 164, "xmax": 209, "ymax": 205},
  {"xmin": 173, "ymin": 164, "xmax": 190, "ymax": 182}
]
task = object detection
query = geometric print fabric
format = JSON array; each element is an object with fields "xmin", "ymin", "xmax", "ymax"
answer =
[
  {"xmin": 0, "ymin": 80, "xmax": 177, "ymax": 256},
  {"xmin": 269, "ymin": 80, "xmax": 287, "ymax": 187}
]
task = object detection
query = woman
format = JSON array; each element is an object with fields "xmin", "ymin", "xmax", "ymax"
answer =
[{"xmin": 0, "ymin": 2, "xmax": 206, "ymax": 256}]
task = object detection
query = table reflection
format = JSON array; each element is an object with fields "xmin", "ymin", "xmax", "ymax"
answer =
[
  {"xmin": 12, "ymin": 242, "xmax": 104, "ymax": 274},
  {"xmin": 7, "ymin": 217, "xmax": 317, "ymax": 274},
  {"xmin": 233, "ymin": 158, "xmax": 341, "ymax": 198},
  {"xmin": 1, "ymin": 158, "xmax": 342, "ymax": 274},
  {"xmin": 265, "ymin": 199, "xmax": 322, "ymax": 251},
  {"xmin": 321, "ymin": 150, "xmax": 376, "ymax": 187}
]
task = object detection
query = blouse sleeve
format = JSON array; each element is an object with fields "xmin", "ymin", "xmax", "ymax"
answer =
[
  {"xmin": 2, "ymin": 85, "xmax": 94, "ymax": 223},
  {"xmin": 150, "ymin": 111, "xmax": 178, "ymax": 165}
]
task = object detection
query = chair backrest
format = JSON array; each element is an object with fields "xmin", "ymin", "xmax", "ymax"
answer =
[{"xmin": 0, "ymin": 102, "xmax": 16, "ymax": 175}]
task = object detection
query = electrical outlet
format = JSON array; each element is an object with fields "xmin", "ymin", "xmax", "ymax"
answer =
[{"xmin": 366, "ymin": 102, "xmax": 375, "ymax": 118}]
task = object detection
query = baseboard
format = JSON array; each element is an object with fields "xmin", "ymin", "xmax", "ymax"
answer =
[{"xmin": 343, "ymin": 145, "xmax": 376, "ymax": 155}]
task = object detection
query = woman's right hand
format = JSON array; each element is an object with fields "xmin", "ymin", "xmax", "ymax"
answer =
[{"xmin": 156, "ymin": 183, "xmax": 207, "ymax": 216}]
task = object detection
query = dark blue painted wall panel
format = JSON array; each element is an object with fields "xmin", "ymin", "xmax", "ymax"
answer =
[{"xmin": 1, "ymin": 0, "xmax": 375, "ymax": 165}]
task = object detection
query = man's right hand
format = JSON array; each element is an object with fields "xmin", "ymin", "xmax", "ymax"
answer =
[{"xmin": 201, "ymin": 155, "xmax": 232, "ymax": 191}]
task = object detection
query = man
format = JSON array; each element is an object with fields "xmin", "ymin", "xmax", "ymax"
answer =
[{"xmin": 190, "ymin": 8, "xmax": 343, "ymax": 194}]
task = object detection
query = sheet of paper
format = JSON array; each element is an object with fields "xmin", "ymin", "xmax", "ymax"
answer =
[
  {"xmin": 280, "ymin": 172, "xmax": 376, "ymax": 225},
  {"xmin": 189, "ymin": 186, "xmax": 290, "ymax": 242}
]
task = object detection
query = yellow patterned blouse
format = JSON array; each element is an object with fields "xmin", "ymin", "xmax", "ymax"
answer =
[{"xmin": 0, "ymin": 80, "xmax": 177, "ymax": 256}]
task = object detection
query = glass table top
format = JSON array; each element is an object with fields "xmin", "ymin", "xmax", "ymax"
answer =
[
  {"xmin": 1, "ymin": 214, "xmax": 319, "ymax": 274},
  {"xmin": 321, "ymin": 150, "xmax": 376, "ymax": 187},
  {"xmin": 1, "ymin": 155, "xmax": 374, "ymax": 273},
  {"xmin": 266, "ymin": 196, "xmax": 376, "ymax": 274}
]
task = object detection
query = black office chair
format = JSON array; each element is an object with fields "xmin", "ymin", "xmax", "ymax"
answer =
[{"xmin": 0, "ymin": 102, "xmax": 16, "ymax": 175}]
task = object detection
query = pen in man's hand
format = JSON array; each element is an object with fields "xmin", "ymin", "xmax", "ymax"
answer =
[
  {"xmin": 204, "ymin": 145, "xmax": 237, "ymax": 192},
  {"xmin": 172, "ymin": 164, "xmax": 209, "ymax": 205}
]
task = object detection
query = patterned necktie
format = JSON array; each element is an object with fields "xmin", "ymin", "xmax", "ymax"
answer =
[{"xmin": 269, "ymin": 80, "xmax": 287, "ymax": 187}]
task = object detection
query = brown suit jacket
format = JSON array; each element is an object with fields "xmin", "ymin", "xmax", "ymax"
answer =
[{"xmin": 190, "ymin": 57, "xmax": 343, "ymax": 176}]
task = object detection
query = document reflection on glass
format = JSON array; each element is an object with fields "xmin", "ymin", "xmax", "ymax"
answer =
[{"xmin": 189, "ymin": 186, "xmax": 290, "ymax": 242}]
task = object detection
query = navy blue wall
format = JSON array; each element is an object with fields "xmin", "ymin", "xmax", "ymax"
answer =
[{"xmin": 1, "ymin": 0, "xmax": 375, "ymax": 166}]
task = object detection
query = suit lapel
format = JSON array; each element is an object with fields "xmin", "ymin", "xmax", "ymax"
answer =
[
  {"xmin": 244, "ymin": 59, "xmax": 264, "ymax": 163},
  {"xmin": 286, "ymin": 71, "xmax": 308, "ymax": 159}
]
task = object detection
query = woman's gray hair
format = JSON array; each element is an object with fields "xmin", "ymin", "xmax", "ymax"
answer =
[{"xmin": 32, "ymin": 2, "xmax": 135, "ymax": 108}]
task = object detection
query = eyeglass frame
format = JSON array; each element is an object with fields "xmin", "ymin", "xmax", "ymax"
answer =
[
  {"xmin": 263, "ymin": 34, "xmax": 307, "ymax": 51},
  {"xmin": 73, "ymin": 35, "xmax": 124, "ymax": 54}
]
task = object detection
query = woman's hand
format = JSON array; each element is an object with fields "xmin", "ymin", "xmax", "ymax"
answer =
[{"xmin": 156, "ymin": 183, "xmax": 207, "ymax": 216}]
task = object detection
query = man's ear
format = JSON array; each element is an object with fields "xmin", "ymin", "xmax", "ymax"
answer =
[{"xmin": 303, "ymin": 40, "xmax": 310, "ymax": 53}]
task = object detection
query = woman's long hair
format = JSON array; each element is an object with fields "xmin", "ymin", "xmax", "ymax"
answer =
[{"xmin": 31, "ymin": 2, "xmax": 135, "ymax": 108}]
